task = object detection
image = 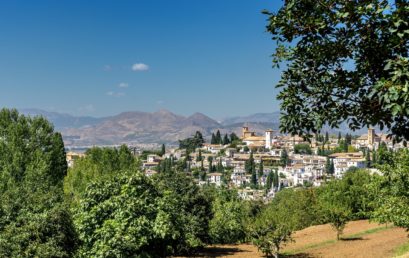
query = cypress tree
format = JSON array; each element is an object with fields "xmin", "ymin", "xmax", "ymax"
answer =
[
  {"xmin": 366, "ymin": 150, "xmax": 371, "ymax": 168},
  {"xmin": 258, "ymin": 160, "xmax": 264, "ymax": 184},
  {"xmin": 160, "ymin": 144, "xmax": 166, "ymax": 156},
  {"xmin": 223, "ymin": 134, "xmax": 230, "ymax": 145},
  {"xmin": 325, "ymin": 157, "xmax": 331, "ymax": 174},
  {"xmin": 266, "ymin": 171, "xmax": 273, "ymax": 190},
  {"xmin": 280, "ymin": 149, "xmax": 288, "ymax": 167},
  {"xmin": 196, "ymin": 149, "xmax": 202, "ymax": 162},
  {"xmin": 211, "ymin": 133, "xmax": 216, "ymax": 144},
  {"xmin": 216, "ymin": 130, "xmax": 222, "ymax": 144}
]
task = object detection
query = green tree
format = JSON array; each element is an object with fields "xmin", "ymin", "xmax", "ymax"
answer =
[
  {"xmin": 64, "ymin": 145, "xmax": 139, "ymax": 207},
  {"xmin": 211, "ymin": 133, "xmax": 216, "ymax": 144},
  {"xmin": 370, "ymin": 149, "xmax": 409, "ymax": 230},
  {"xmin": 325, "ymin": 132, "xmax": 329, "ymax": 143},
  {"xmin": 215, "ymin": 130, "xmax": 222, "ymax": 144},
  {"xmin": 280, "ymin": 149, "xmax": 289, "ymax": 167},
  {"xmin": 264, "ymin": 1, "xmax": 409, "ymax": 141},
  {"xmin": 197, "ymin": 149, "xmax": 203, "ymax": 162},
  {"xmin": 208, "ymin": 156, "xmax": 213, "ymax": 173},
  {"xmin": 325, "ymin": 157, "xmax": 332, "ymax": 175},
  {"xmin": 230, "ymin": 132, "xmax": 239, "ymax": 142},
  {"xmin": 266, "ymin": 171, "xmax": 273, "ymax": 190},
  {"xmin": 0, "ymin": 109, "xmax": 77, "ymax": 257},
  {"xmin": 319, "ymin": 181, "xmax": 352, "ymax": 240},
  {"xmin": 209, "ymin": 189, "xmax": 247, "ymax": 244},
  {"xmin": 366, "ymin": 150, "xmax": 372, "ymax": 168},
  {"xmin": 160, "ymin": 143, "xmax": 166, "ymax": 156},
  {"xmin": 258, "ymin": 160, "xmax": 264, "ymax": 185},
  {"xmin": 223, "ymin": 134, "xmax": 230, "ymax": 145},
  {"xmin": 294, "ymin": 143, "xmax": 312, "ymax": 154}
]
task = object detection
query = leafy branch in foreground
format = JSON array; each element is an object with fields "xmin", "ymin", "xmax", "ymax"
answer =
[{"xmin": 264, "ymin": 0, "xmax": 409, "ymax": 141}]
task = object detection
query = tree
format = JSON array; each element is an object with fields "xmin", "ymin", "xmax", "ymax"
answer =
[
  {"xmin": 258, "ymin": 160, "xmax": 264, "ymax": 185},
  {"xmin": 370, "ymin": 149, "xmax": 409, "ymax": 230},
  {"xmin": 211, "ymin": 133, "xmax": 216, "ymax": 144},
  {"xmin": 0, "ymin": 109, "xmax": 77, "ymax": 257},
  {"xmin": 280, "ymin": 149, "xmax": 289, "ymax": 167},
  {"xmin": 197, "ymin": 149, "xmax": 203, "ymax": 162},
  {"xmin": 64, "ymin": 145, "xmax": 139, "ymax": 207},
  {"xmin": 209, "ymin": 189, "xmax": 247, "ymax": 244},
  {"xmin": 266, "ymin": 171, "xmax": 273, "ymax": 190},
  {"xmin": 179, "ymin": 131, "xmax": 205, "ymax": 152},
  {"xmin": 250, "ymin": 188, "xmax": 320, "ymax": 258},
  {"xmin": 338, "ymin": 132, "xmax": 342, "ymax": 143},
  {"xmin": 319, "ymin": 181, "xmax": 352, "ymax": 240},
  {"xmin": 223, "ymin": 134, "xmax": 230, "ymax": 145},
  {"xmin": 325, "ymin": 157, "xmax": 331, "ymax": 175},
  {"xmin": 207, "ymin": 156, "xmax": 213, "ymax": 173},
  {"xmin": 325, "ymin": 132, "xmax": 329, "ymax": 143},
  {"xmin": 294, "ymin": 143, "xmax": 312, "ymax": 154},
  {"xmin": 160, "ymin": 143, "xmax": 166, "ymax": 156},
  {"xmin": 366, "ymin": 150, "xmax": 372, "ymax": 167},
  {"xmin": 230, "ymin": 132, "xmax": 239, "ymax": 142},
  {"xmin": 264, "ymin": 1, "xmax": 409, "ymax": 141},
  {"xmin": 215, "ymin": 130, "xmax": 222, "ymax": 144},
  {"xmin": 75, "ymin": 171, "xmax": 211, "ymax": 257}
]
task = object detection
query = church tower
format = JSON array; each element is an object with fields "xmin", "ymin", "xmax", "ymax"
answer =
[
  {"xmin": 368, "ymin": 128, "xmax": 375, "ymax": 146},
  {"xmin": 265, "ymin": 129, "xmax": 273, "ymax": 149}
]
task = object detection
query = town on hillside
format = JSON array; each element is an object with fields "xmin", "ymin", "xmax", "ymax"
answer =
[{"xmin": 67, "ymin": 126, "xmax": 405, "ymax": 201}]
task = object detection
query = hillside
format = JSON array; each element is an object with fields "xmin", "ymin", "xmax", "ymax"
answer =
[{"xmin": 196, "ymin": 220, "xmax": 408, "ymax": 258}]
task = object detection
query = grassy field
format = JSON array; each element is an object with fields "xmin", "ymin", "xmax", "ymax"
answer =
[{"xmin": 193, "ymin": 220, "xmax": 408, "ymax": 258}]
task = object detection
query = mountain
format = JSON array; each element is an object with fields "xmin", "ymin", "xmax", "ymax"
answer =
[
  {"xmin": 20, "ymin": 109, "xmax": 103, "ymax": 129},
  {"xmin": 220, "ymin": 112, "xmax": 281, "ymax": 125},
  {"xmin": 19, "ymin": 108, "xmax": 376, "ymax": 148},
  {"xmin": 56, "ymin": 110, "xmax": 225, "ymax": 147}
]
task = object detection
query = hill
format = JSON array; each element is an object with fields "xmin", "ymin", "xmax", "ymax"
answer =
[{"xmin": 197, "ymin": 220, "xmax": 408, "ymax": 258}]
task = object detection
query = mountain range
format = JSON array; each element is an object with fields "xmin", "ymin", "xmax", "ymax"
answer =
[
  {"xmin": 20, "ymin": 109, "xmax": 373, "ymax": 148},
  {"xmin": 20, "ymin": 109, "xmax": 279, "ymax": 148}
]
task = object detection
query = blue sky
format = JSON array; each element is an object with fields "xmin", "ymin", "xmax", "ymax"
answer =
[{"xmin": 0, "ymin": 0, "xmax": 283, "ymax": 118}]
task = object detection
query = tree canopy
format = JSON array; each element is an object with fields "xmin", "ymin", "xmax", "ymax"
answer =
[
  {"xmin": 0, "ymin": 108, "xmax": 77, "ymax": 257},
  {"xmin": 265, "ymin": 0, "xmax": 409, "ymax": 141}
]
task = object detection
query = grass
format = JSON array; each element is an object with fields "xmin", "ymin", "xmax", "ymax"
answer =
[
  {"xmin": 342, "ymin": 226, "xmax": 391, "ymax": 240},
  {"xmin": 283, "ymin": 225, "xmax": 391, "ymax": 255},
  {"xmin": 393, "ymin": 241, "xmax": 409, "ymax": 257}
]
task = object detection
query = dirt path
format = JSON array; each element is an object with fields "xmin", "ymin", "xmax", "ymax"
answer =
[{"xmin": 194, "ymin": 220, "xmax": 408, "ymax": 258}]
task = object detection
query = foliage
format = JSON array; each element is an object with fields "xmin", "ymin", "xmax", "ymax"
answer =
[
  {"xmin": 152, "ymin": 170, "xmax": 212, "ymax": 253},
  {"xmin": 280, "ymin": 148, "xmax": 289, "ymax": 167},
  {"xmin": 370, "ymin": 149, "xmax": 409, "ymax": 229},
  {"xmin": 75, "ymin": 170, "xmax": 212, "ymax": 257},
  {"xmin": 179, "ymin": 131, "xmax": 205, "ymax": 152},
  {"xmin": 249, "ymin": 204, "xmax": 293, "ymax": 258},
  {"xmin": 64, "ymin": 145, "xmax": 138, "ymax": 207},
  {"xmin": 264, "ymin": 0, "xmax": 409, "ymax": 141},
  {"xmin": 318, "ymin": 180, "xmax": 352, "ymax": 240},
  {"xmin": 0, "ymin": 108, "xmax": 77, "ymax": 257},
  {"xmin": 294, "ymin": 143, "xmax": 312, "ymax": 154},
  {"xmin": 208, "ymin": 188, "xmax": 247, "ymax": 244}
]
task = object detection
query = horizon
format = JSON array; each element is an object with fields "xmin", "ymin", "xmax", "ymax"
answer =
[
  {"xmin": 20, "ymin": 106, "xmax": 281, "ymax": 120},
  {"xmin": 0, "ymin": 1, "xmax": 283, "ymax": 118}
]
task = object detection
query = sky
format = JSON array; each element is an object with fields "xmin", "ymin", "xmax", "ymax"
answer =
[{"xmin": 0, "ymin": 0, "xmax": 284, "ymax": 119}]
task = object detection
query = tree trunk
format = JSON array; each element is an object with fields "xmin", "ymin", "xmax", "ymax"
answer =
[{"xmin": 273, "ymin": 243, "xmax": 280, "ymax": 258}]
